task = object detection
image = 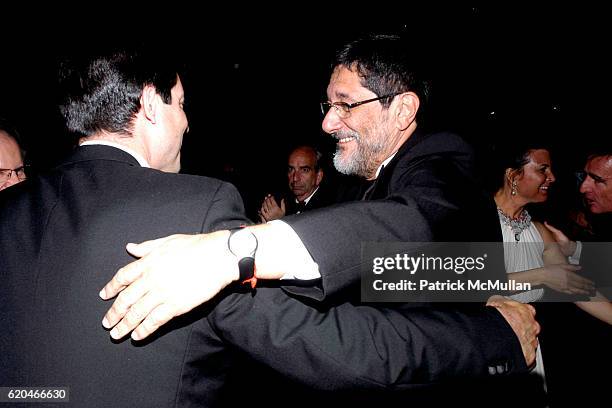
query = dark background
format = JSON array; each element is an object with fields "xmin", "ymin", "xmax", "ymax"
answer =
[{"xmin": 1, "ymin": 6, "xmax": 609, "ymax": 220}]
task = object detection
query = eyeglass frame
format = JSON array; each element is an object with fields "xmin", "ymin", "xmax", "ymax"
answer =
[
  {"xmin": 320, "ymin": 93, "xmax": 402, "ymax": 118},
  {"xmin": 0, "ymin": 165, "xmax": 28, "ymax": 182}
]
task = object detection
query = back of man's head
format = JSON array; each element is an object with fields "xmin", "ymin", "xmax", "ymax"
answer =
[
  {"xmin": 334, "ymin": 34, "xmax": 430, "ymax": 110},
  {"xmin": 59, "ymin": 49, "xmax": 180, "ymax": 137}
]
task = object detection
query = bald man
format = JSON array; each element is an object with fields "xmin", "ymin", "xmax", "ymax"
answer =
[
  {"xmin": 259, "ymin": 145, "xmax": 331, "ymax": 222},
  {"xmin": 0, "ymin": 126, "xmax": 26, "ymax": 191}
]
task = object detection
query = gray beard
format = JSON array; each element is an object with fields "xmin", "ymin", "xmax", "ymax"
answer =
[{"xmin": 332, "ymin": 133, "xmax": 386, "ymax": 179}]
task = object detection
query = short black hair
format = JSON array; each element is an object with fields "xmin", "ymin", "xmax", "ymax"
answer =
[
  {"xmin": 59, "ymin": 48, "xmax": 180, "ymax": 136},
  {"xmin": 334, "ymin": 34, "xmax": 430, "ymax": 110}
]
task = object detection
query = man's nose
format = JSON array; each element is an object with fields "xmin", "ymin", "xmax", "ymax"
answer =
[
  {"xmin": 580, "ymin": 177, "xmax": 592, "ymax": 193},
  {"xmin": 322, "ymin": 109, "xmax": 343, "ymax": 135}
]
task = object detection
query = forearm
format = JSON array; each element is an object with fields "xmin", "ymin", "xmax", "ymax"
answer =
[
  {"xmin": 508, "ymin": 268, "xmax": 545, "ymax": 287},
  {"xmin": 207, "ymin": 289, "xmax": 527, "ymax": 390},
  {"xmin": 283, "ymin": 199, "xmax": 433, "ymax": 299},
  {"xmin": 576, "ymin": 292, "xmax": 612, "ymax": 325}
]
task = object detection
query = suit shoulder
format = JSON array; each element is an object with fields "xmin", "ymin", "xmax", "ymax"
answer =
[{"xmin": 138, "ymin": 169, "xmax": 240, "ymax": 197}]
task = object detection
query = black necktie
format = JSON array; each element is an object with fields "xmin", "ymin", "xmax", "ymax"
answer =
[{"xmin": 295, "ymin": 201, "xmax": 307, "ymax": 213}]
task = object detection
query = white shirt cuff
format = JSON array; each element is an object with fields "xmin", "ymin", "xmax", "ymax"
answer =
[
  {"xmin": 569, "ymin": 240, "xmax": 582, "ymax": 265},
  {"xmin": 267, "ymin": 220, "xmax": 321, "ymax": 280}
]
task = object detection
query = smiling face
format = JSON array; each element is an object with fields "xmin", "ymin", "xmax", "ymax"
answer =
[
  {"xmin": 321, "ymin": 66, "xmax": 395, "ymax": 180},
  {"xmin": 514, "ymin": 149, "xmax": 556, "ymax": 204}
]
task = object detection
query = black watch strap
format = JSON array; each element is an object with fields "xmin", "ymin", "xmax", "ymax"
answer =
[{"xmin": 238, "ymin": 257, "xmax": 255, "ymax": 281}]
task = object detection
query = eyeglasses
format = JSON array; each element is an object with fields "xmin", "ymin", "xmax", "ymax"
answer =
[
  {"xmin": 320, "ymin": 93, "xmax": 401, "ymax": 119},
  {"xmin": 0, "ymin": 165, "xmax": 28, "ymax": 183}
]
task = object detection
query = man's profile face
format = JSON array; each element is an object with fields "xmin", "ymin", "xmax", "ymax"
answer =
[
  {"xmin": 321, "ymin": 66, "xmax": 391, "ymax": 180},
  {"xmin": 580, "ymin": 155, "xmax": 612, "ymax": 214},
  {"xmin": 287, "ymin": 148, "xmax": 322, "ymax": 202},
  {"xmin": 153, "ymin": 76, "xmax": 188, "ymax": 173},
  {"xmin": 0, "ymin": 131, "xmax": 25, "ymax": 191}
]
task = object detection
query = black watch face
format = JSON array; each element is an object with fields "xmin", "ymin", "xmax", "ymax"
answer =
[{"xmin": 229, "ymin": 229, "xmax": 257, "ymax": 258}]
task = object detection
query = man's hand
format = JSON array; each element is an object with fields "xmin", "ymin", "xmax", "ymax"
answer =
[
  {"xmin": 259, "ymin": 194, "xmax": 285, "ymax": 222},
  {"xmin": 99, "ymin": 231, "xmax": 238, "ymax": 341},
  {"xmin": 486, "ymin": 296, "xmax": 540, "ymax": 367},
  {"xmin": 543, "ymin": 222, "xmax": 577, "ymax": 257},
  {"xmin": 540, "ymin": 264, "xmax": 594, "ymax": 295}
]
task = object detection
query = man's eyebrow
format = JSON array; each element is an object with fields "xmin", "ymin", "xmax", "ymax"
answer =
[
  {"xmin": 587, "ymin": 172, "xmax": 605, "ymax": 182},
  {"xmin": 332, "ymin": 91, "xmax": 350, "ymax": 100}
]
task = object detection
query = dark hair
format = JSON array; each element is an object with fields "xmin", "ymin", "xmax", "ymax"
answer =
[
  {"xmin": 59, "ymin": 49, "xmax": 179, "ymax": 136},
  {"xmin": 486, "ymin": 139, "xmax": 551, "ymax": 193},
  {"xmin": 585, "ymin": 143, "xmax": 612, "ymax": 163},
  {"xmin": 334, "ymin": 34, "xmax": 430, "ymax": 110}
]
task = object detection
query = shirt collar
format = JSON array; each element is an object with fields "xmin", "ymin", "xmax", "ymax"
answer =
[
  {"xmin": 79, "ymin": 140, "xmax": 150, "ymax": 168},
  {"xmin": 297, "ymin": 186, "xmax": 320, "ymax": 205},
  {"xmin": 374, "ymin": 152, "xmax": 397, "ymax": 179}
]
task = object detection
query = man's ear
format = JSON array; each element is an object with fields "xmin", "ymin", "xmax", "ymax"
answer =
[
  {"xmin": 395, "ymin": 92, "xmax": 419, "ymax": 131},
  {"xmin": 315, "ymin": 169, "xmax": 324, "ymax": 186},
  {"xmin": 141, "ymin": 85, "xmax": 159, "ymax": 124}
]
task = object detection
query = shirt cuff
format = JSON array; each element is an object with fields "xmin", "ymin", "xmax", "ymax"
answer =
[
  {"xmin": 569, "ymin": 240, "xmax": 582, "ymax": 265},
  {"xmin": 267, "ymin": 220, "xmax": 321, "ymax": 280}
]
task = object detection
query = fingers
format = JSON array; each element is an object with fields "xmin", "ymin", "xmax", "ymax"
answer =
[
  {"xmin": 102, "ymin": 271, "xmax": 151, "ymax": 330},
  {"xmin": 543, "ymin": 221, "xmax": 567, "ymax": 241},
  {"xmin": 525, "ymin": 303, "xmax": 536, "ymax": 317},
  {"xmin": 567, "ymin": 273, "xmax": 595, "ymax": 294},
  {"xmin": 108, "ymin": 291, "xmax": 161, "ymax": 339},
  {"xmin": 131, "ymin": 303, "xmax": 176, "ymax": 341},
  {"xmin": 486, "ymin": 294, "xmax": 505, "ymax": 306},
  {"xmin": 543, "ymin": 221, "xmax": 561, "ymax": 234},
  {"xmin": 126, "ymin": 236, "xmax": 176, "ymax": 258},
  {"xmin": 99, "ymin": 259, "xmax": 146, "ymax": 300},
  {"xmin": 487, "ymin": 298, "xmax": 540, "ymax": 366}
]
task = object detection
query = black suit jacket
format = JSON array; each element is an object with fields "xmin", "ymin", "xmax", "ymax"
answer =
[
  {"xmin": 0, "ymin": 145, "xmax": 248, "ymax": 407},
  {"xmin": 205, "ymin": 131, "xmax": 528, "ymax": 405},
  {"xmin": 284, "ymin": 185, "xmax": 334, "ymax": 215},
  {"xmin": 287, "ymin": 130, "xmax": 503, "ymax": 298}
]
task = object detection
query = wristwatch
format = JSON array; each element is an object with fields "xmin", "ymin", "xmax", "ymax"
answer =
[{"xmin": 227, "ymin": 227, "xmax": 258, "ymax": 287}]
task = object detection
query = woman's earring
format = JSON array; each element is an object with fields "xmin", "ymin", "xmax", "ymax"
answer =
[{"xmin": 511, "ymin": 180, "xmax": 518, "ymax": 196}]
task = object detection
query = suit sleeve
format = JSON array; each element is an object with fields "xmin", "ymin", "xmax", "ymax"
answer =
[
  {"xmin": 201, "ymin": 181, "xmax": 252, "ymax": 232},
  {"xmin": 206, "ymin": 287, "xmax": 528, "ymax": 390},
  {"xmin": 281, "ymin": 196, "xmax": 433, "ymax": 300}
]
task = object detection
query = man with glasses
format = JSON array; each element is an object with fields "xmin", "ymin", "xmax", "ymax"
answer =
[
  {"xmin": 0, "ymin": 121, "xmax": 27, "ymax": 191},
  {"xmin": 98, "ymin": 35, "xmax": 539, "ymax": 405}
]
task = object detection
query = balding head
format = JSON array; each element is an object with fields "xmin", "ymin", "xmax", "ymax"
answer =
[
  {"xmin": 287, "ymin": 146, "xmax": 324, "ymax": 202},
  {"xmin": 0, "ymin": 130, "xmax": 25, "ymax": 191}
]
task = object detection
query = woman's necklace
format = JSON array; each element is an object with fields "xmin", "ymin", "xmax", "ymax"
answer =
[{"xmin": 497, "ymin": 207, "xmax": 531, "ymax": 242}]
